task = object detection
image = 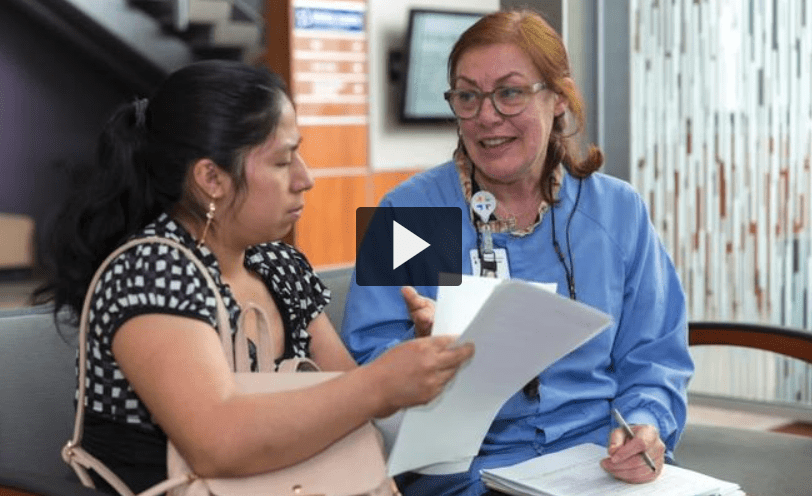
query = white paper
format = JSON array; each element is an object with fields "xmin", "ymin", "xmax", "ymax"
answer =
[
  {"xmin": 432, "ymin": 275, "xmax": 557, "ymax": 338},
  {"xmin": 480, "ymin": 443, "xmax": 742, "ymax": 496},
  {"xmin": 386, "ymin": 277, "xmax": 613, "ymax": 477},
  {"xmin": 372, "ymin": 409, "xmax": 404, "ymax": 459}
]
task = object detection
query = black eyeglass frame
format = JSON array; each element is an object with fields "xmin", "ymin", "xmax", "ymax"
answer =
[{"xmin": 443, "ymin": 82, "xmax": 546, "ymax": 119}]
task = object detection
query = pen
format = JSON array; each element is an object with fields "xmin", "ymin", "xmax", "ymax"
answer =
[{"xmin": 610, "ymin": 408, "xmax": 657, "ymax": 472}]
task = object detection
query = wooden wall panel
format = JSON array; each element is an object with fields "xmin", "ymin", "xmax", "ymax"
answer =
[
  {"xmin": 296, "ymin": 103, "xmax": 368, "ymax": 118},
  {"xmin": 296, "ymin": 169, "xmax": 422, "ymax": 268},
  {"xmin": 271, "ymin": 0, "xmax": 423, "ymax": 269},
  {"xmin": 296, "ymin": 175, "xmax": 368, "ymax": 268},
  {"xmin": 282, "ymin": 0, "xmax": 368, "ymax": 267},
  {"xmin": 372, "ymin": 170, "xmax": 421, "ymax": 204},
  {"xmin": 299, "ymin": 125, "xmax": 367, "ymax": 168},
  {"xmin": 262, "ymin": 0, "xmax": 292, "ymax": 87}
]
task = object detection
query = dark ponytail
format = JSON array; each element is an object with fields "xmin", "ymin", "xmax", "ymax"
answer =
[
  {"xmin": 35, "ymin": 100, "xmax": 155, "ymax": 318},
  {"xmin": 36, "ymin": 60, "xmax": 290, "ymax": 320}
]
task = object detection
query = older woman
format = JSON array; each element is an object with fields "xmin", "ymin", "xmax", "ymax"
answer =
[{"xmin": 342, "ymin": 9, "xmax": 693, "ymax": 495}]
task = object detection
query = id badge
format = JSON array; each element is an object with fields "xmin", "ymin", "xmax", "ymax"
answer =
[{"xmin": 469, "ymin": 248, "xmax": 511, "ymax": 279}]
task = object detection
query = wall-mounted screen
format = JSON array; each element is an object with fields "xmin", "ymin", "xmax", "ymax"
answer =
[{"xmin": 399, "ymin": 9, "xmax": 485, "ymax": 123}]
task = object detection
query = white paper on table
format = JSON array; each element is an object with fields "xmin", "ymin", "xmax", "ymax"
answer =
[{"xmin": 385, "ymin": 276, "xmax": 613, "ymax": 477}]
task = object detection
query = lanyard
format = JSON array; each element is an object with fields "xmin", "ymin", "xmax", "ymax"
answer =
[
  {"xmin": 551, "ymin": 178, "xmax": 582, "ymax": 300},
  {"xmin": 471, "ymin": 191, "xmax": 498, "ymax": 278},
  {"xmin": 469, "ymin": 168, "xmax": 582, "ymax": 298}
]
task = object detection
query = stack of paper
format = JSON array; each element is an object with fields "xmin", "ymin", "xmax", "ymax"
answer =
[
  {"xmin": 384, "ymin": 276, "xmax": 613, "ymax": 476},
  {"xmin": 480, "ymin": 443, "xmax": 743, "ymax": 496}
]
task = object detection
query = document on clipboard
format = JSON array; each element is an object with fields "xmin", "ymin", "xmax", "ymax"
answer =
[
  {"xmin": 383, "ymin": 275, "xmax": 613, "ymax": 477},
  {"xmin": 480, "ymin": 443, "xmax": 743, "ymax": 496}
]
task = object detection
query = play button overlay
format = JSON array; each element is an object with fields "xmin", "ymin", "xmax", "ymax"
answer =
[
  {"xmin": 356, "ymin": 207, "xmax": 462, "ymax": 286},
  {"xmin": 392, "ymin": 220, "xmax": 430, "ymax": 269}
]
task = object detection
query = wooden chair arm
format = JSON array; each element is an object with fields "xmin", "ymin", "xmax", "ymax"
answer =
[{"xmin": 688, "ymin": 321, "xmax": 812, "ymax": 364}]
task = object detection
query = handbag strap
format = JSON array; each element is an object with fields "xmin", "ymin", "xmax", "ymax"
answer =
[
  {"xmin": 63, "ymin": 235, "xmax": 319, "ymax": 495},
  {"xmin": 63, "ymin": 236, "xmax": 233, "ymax": 494},
  {"xmin": 236, "ymin": 302, "xmax": 277, "ymax": 373}
]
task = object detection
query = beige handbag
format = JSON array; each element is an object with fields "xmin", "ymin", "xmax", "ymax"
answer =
[{"xmin": 62, "ymin": 236, "xmax": 397, "ymax": 496}]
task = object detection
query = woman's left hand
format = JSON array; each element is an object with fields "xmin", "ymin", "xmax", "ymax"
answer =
[
  {"xmin": 600, "ymin": 423, "xmax": 665, "ymax": 483},
  {"xmin": 401, "ymin": 286, "xmax": 435, "ymax": 337}
]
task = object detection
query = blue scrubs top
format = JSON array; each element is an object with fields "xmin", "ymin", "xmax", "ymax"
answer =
[{"xmin": 342, "ymin": 160, "xmax": 693, "ymax": 496}]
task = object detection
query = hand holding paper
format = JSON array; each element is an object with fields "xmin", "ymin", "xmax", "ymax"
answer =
[
  {"xmin": 385, "ymin": 275, "xmax": 613, "ymax": 477},
  {"xmin": 370, "ymin": 333, "xmax": 474, "ymax": 419}
]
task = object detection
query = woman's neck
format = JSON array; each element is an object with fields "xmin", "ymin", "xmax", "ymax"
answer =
[
  {"xmin": 173, "ymin": 211, "xmax": 248, "ymax": 278},
  {"xmin": 474, "ymin": 169, "xmax": 544, "ymax": 229},
  {"xmin": 207, "ymin": 240, "xmax": 248, "ymax": 278}
]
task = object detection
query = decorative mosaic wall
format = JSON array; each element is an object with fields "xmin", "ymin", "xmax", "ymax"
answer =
[{"xmin": 630, "ymin": 0, "xmax": 812, "ymax": 407}]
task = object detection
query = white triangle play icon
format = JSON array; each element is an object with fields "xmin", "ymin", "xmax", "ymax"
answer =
[{"xmin": 392, "ymin": 220, "xmax": 430, "ymax": 269}]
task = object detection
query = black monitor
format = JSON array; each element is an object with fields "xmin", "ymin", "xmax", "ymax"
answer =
[{"xmin": 398, "ymin": 9, "xmax": 485, "ymax": 124}]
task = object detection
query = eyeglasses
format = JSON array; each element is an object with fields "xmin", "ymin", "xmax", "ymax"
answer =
[{"xmin": 443, "ymin": 82, "xmax": 546, "ymax": 119}]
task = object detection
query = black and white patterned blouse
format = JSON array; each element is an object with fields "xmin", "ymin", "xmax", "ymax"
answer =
[{"xmin": 82, "ymin": 212, "xmax": 331, "ymax": 432}]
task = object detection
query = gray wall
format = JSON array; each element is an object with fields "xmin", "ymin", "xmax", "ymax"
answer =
[
  {"xmin": 500, "ymin": 0, "xmax": 562, "ymax": 31},
  {"xmin": 598, "ymin": 1, "xmax": 630, "ymax": 181},
  {"xmin": 0, "ymin": 3, "xmax": 136, "ymax": 248}
]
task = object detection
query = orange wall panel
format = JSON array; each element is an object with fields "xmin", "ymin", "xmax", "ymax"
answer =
[
  {"xmin": 296, "ymin": 103, "xmax": 368, "ymax": 117},
  {"xmin": 299, "ymin": 125, "xmax": 367, "ymax": 169},
  {"xmin": 296, "ymin": 175, "xmax": 368, "ymax": 267},
  {"xmin": 283, "ymin": 0, "xmax": 371, "ymax": 269},
  {"xmin": 371, "ymin": 169, "xmax": 421, "ymax": 204},
  {"xmin": 293, "ymin": 37, "xmax": 367, "ymax": 52},
  {"xmin": 294, "ymin": 169, "xmax": 428, "ymax": 269}
]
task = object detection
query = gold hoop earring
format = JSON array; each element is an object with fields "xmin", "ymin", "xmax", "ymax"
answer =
[{"xmin": 197, "ymin": 200, "xmax": 216, "ymax": 249}]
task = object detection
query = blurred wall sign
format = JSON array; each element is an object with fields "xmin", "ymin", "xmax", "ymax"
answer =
[
  {"xmin": 292, "ymin": 0, "xmax": 368, "ymax": 123},
  {"xmin": 294, "ymin": 6, "xmax": 364, "ymax": 32}
]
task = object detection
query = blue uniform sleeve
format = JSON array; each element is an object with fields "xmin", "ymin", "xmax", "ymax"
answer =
[{"xmin": 609, "ymin": 195, "xmax": 693, "ymax": 456}]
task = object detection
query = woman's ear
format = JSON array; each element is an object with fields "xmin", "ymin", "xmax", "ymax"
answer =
[
  {"xmin": 554, "ymin": 77, "xmax": 575, "ymax": 116},
  {"xmin": 190, "ymin": 159, "xmax": 228, "ymax": 199}
]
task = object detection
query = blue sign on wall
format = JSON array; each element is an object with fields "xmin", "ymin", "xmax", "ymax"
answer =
[{"xmin": 294, "ymin": 7, "xmax": 365, "ymax": 32}]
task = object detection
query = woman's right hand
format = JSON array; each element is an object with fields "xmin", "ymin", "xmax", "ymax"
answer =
[{"xmin": 368, "ymin": 335, "xmax": 474, "ymax": 418}]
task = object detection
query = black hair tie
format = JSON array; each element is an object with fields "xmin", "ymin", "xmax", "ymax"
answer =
[{"xmin": 133, "ymin": 98, "xmax": 149, "ymax": 129}]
